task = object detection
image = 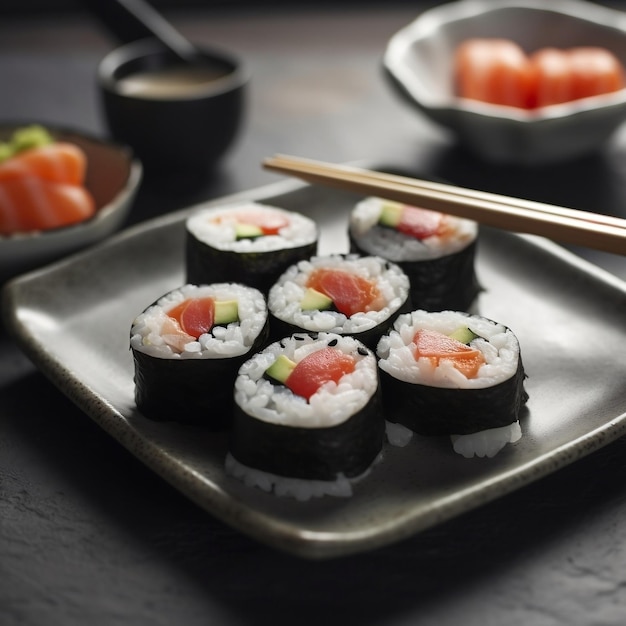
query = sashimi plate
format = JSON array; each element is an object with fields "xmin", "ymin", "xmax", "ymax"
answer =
[{"xmin": 2, "ymin": 178, "xmax": 626, "ymax": 559}]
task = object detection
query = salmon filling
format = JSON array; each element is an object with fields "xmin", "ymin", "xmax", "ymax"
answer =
[
  {"xmin": 306, "ymin": 267, "xmax": 383, "ymax": 316},
  {"xmin": 163, "ymin": 296, "xmax": 239, "ymax": 351},
  {"xmin": 285, "ymin": 347, "xmax": 356, "ymax": 401},
  {"xmin": 413, "ymin": 328, "xmax": 485, "ymax": 378},
  {"xmin": 212, "ymin": 208, "xmax": 290, "ymax": 237},
  {"xmin": 168, "ymin": 297, "xmax": 216, "ymax": 339}
]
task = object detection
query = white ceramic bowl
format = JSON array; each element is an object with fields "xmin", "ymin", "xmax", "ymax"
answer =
[
  {"xmin": 0, "ymin": 123, "xmax": 142, "ymax": 283},
  {"xmin": 383, "ymin": 0, "xmax": 626, "ymax": 165}
]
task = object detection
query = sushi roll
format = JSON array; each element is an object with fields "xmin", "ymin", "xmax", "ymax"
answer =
[
  {"xmin": 349, "ymin": 197, "xmax": 480, "ymax": 312},
  {"xmin": 185, "ymin": 202, "xmax": 318, "ymax": 293},
  {"xmin": 376, "ymin": 310, "xmax": 528, "ymax": 458},
  {"xmin": 226, "ymin": 332, "xmax": 385, "ymax": 500},
  {"xmin": 267, "ymin": 253, "xmax": 412, "ymax": 349},
  {"xmin": 130, "ymin": 282, "xmax": 269, "ymax": 427}
]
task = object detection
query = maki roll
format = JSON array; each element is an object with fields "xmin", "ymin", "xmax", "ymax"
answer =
[
  {"xmin": 376, "ymin": 310, "xmax": 528, "ymax": 458},
  {"xmin": 267, "ymin": 253, "xmax": 411, "ymax": 349},
  {"xmin": 226, "ymin": 332, "xmax": 385, "ymax": 500},
  {"xmin": 130, "ymin": 282, "xmax": 269, "ymax": 427},
  {"xmin": 185, "ymin": 202, "xmax": 318, "ymax": 293},
  {"xmin": 349, "ymin": 197, "xmax": 480, "ymax": 312}
]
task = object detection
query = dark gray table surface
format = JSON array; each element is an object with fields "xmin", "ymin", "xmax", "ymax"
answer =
[{"xmin": 2, "ymin": 4, "xmax": 626, "ymax": 625}]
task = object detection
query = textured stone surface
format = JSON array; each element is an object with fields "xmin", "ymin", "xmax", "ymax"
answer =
[
  {"xmin": 4, "ymin": 349, "xmax": 626, "ymax": 626},
  {"xmin": 2, "ymin": 5, "xmax": 626, "ymax": 624}
]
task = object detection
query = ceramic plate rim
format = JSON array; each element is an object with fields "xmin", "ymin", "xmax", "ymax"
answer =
[{"xmin": 2, "ymin": 177, "xmax": 626, "ymax": 560}]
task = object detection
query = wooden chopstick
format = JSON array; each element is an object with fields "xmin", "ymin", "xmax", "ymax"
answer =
[{"xmin": 262, "ymin": 154, "xmax": 626, "ymax": 256}]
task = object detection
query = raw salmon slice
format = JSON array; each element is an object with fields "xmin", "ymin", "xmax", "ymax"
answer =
[
  {"xmin": 413, "ymin": 328, "xmax": 485, "ymax": 378},
  {"xmin": 167, "ymin": 297, "xmax": 215, "ymax": 338},
  {"xmin": 570, "ymin": 47, "xmax": 625, "ymax": 99},
  {"xmin": 454, "ymin": 38, "xmax": 535, "ymax": 108},
  {"xmin": 397, "ymin": 205, "xmax": 443, "ymax": 239},
  {"xmin": 0, "ymin": 142, "xmax": 88, "ymax": 186},
  {"xmin": 530, "ymin": 46, "xmax": 625, "ymax": 107},
  {"xmin": 0, "ymin": 176, "xmax": 96, "ymax": 235},
  {"xmin": 306, "ymin": 267, "xmax": 382, "ymax": 316},
  {"xmin": 531, "ymin": 47, "xmax": 624, "ymax": 106},
  {"xmin": 455, "ymin": 40, "xmax": 626, "ymax": 109},
  {"xmin": 286, "ymin": 347, "xmax": 356, "ymax": 400},
  {"xmin": 160, "ymin": 316, "xmax": 196, "ymax": 352},
  {"xmin": 234, "ymin": 209, "xmax": 289, "ymax": 235},
  {"xmin": 529, "ymin": 47, "xmax": 574, "ymax": 106}
]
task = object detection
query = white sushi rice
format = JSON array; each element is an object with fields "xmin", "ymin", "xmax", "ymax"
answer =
[
  {"xmin": 224, "ymin": 453, "xmax": 377, "ymax": 501},
  {"xmin": 350, "ymin": 196, "xmax": 477, "ymax": 261},
  {"xmin": 385, "ymin": 418, "xmax": 521, "ymax": 458},
  {"xmin": 186, "ymin": 202, "xmax": 318, "ymax": 252},
  {"xmin": 268, "ymin": 254, "xmax": 410, "ymax": 335},
  {"xmin": 451, "ymin": 422, "xmax": 522, "ymax": 459},
  {"xmin": 378, "ymin": 309, "xmax": 524, "ymax": 458},
  {"xmin": 377, "ymin": 309, "xmax": 520, "ymax": 389},
  {"xmin": 385, "ymin": 421, "xmax": 414, "ymax": 447},
  {"xmin": 130, "ymin": 283, "xmax": 267, "ymax": 359},
  {"xmin": 234, "ymin": 332, "xmax": 378, "ymax": 428}
]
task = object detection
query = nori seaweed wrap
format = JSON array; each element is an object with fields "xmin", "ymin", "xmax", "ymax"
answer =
[
  {"xmin": 130, "ymin": 283, "xmax": 269, "ymax": 427},
  {"xmin": 377, "ymin": 310, "xmax": 528, "ymax": 455},
  {"xmin": 226, "ymin": 332, "xmax": 385, "ymax": 499},
  {"xmin": 349, "ymin": 197, "xmax": 481, "ymax": 311},
  {"xmin": 267, "ymin": 253, "xmax": 412, "ymax": 350},
  {"xmin": 378, "ymin": 359, "xmax": 527, "ymax": 435},
  {"xmin": 185, "ymin": 201, "xmax": 318, "ymax": 293}
]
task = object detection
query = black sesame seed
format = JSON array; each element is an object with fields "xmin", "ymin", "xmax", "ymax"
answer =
[{"xmin": 328, "ymin": 338, "xmax": 338, "ymax": 346}]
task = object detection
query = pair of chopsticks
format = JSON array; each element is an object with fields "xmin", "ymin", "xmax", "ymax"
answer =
[{"xmin": 262, "ymin": 154, "xmax": 626, "ymax": 256}]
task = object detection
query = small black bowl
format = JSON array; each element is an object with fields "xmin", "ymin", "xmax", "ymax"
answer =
[{"xmin": 97, "ymin": 38, "xmax": 248, "ymax": 181}]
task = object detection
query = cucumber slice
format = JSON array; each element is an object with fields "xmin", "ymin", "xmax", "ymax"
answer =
[
  {"xmin": 214, "ymin": 300, "xmax": 239, "ymax": 325},
  {"xmin": 300, "ymin": 287, "xmax": 333, "ymax": 311},
  {"xmin": 265, "ymin": 354, "xmax": 297, "ymax": 384},
  {"xmin": 235, "ymin": 222, "xmax": 264, "ymax": 239},
  {"xmin": 448, "ymin": 326, "xmax": 478, "ymax": 344},
  {"xmin": 378, "ymin": 201, "xmax": 403, "ymax": 228}
]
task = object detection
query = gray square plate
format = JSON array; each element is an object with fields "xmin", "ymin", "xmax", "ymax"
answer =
[{"xmin": 3, "ymin": 178, "xmax": 626, "ymax": 560}]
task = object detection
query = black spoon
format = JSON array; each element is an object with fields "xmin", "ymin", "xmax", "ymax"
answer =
[{"xmin": 82, "ymin": 0, "xmax": 203, "ymax": 65}]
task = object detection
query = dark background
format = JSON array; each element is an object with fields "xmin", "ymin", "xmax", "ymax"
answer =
[
  {"xmin": 0, "ymin": 0, "xmax": 619, "ymax": 16},
  {"xmin": 4, "ymin": 2, "xmax": 626, "ymax": 625},
  {"xmin": 3, "ymin": 0, "xmax": 426, "ymax": 14}
]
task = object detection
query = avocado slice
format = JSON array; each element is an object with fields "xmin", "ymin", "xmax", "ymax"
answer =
[
  {"xmin": 0, "ymin": 124, "xmax": 54, "ymax": 163},
  {"xmin": 214, "ymin": 299, "xmax": 239, "ymax": 325},
  {"xmin": 235, "ymin": 222, "xmax": 264, "ymax": 239},
  {"xmin": 448, "ymin": 326, "xmax": 478, "ymax": 344},
  {"xmin": 265, "ymin": 354, "xmax": 297, "ymax": 384},
  {"xmin": 300, "ymin": 287, "xmax": 333, "ymax": 311},
  {"xmin": 378, "ymin": 201, "xmax": 403, "ymax": 228},
  {"xmin": 11, "ymin": 125, "xmax": 53, "ymax": 153}
]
